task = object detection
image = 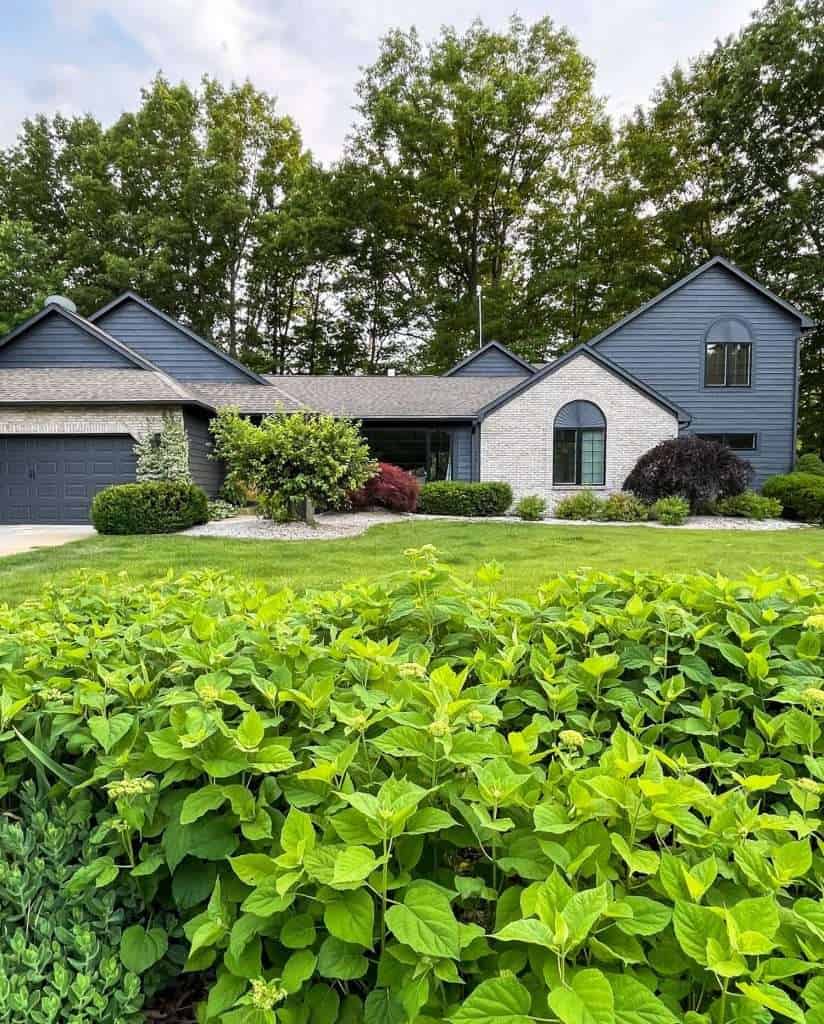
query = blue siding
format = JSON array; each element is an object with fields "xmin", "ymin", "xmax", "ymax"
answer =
[
  {"xmin": 452, "ymin": 428, "xmax": 472, "ymax": 480},
  {"xmin": 595, "ymin": 264, "xmax": 800, "ymax": 485},
  {"xmin": 451, "ymin": 348, "xmax": 532, "ymax": 377},
  {"xmin": 0, "ymin": 313, "xmax": 135, "ymax": 367},
  {"xmin": 96, "ymin": 299, "xmax": 253, "ymax": 382},
  {"xmin": 185, "ymin": 412, "xmax": 224, "ymax": 497}
]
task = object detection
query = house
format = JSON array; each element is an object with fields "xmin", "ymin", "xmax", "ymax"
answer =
[{"xmin": 0, "ymin": 257, "xmax": 813, "ymax": 524}]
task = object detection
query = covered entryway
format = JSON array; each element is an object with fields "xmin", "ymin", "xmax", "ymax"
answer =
[{"xmin": 0, "ymin": 434, "xmax": 136, "ymax": 524}]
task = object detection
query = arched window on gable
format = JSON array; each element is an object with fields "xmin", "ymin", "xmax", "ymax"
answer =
[
  {"xmin": 704, "ymin": 318, "xmax": 753, "ymax": 387},
  {"xmin": 553, "ymin": 401, "xmax": 606, "ymax": 486}
]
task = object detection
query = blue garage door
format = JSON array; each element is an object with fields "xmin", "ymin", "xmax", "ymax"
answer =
[{"xmin": 0, "ymin": 435, "xmax": 136, "ymax": 524}]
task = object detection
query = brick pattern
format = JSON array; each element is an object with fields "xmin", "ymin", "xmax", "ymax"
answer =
[
  {"xmin": 480, "ymin": 354, "xmax": 678, "ymax": 511},
  {"xmin": 0, "ymin": 405, "xmax": 182, "ymax": 439}
]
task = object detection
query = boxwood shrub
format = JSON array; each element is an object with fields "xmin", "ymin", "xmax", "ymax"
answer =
[
  {"xmin": 714, "ymin": 490, "xmax": 783, "ymax": 520},
  {"xmin": 91, "ymin": 480, "xmax": 208, "ymax": 534},
  {"xmin": 4, "ymin": 553, "xmax": 824, "ymax": 1023},
  {"xmin": 417, "ymin": 480, "xmax": 512, "ymax": 516},
  {"xmin": 763, "ymin": 471, "xmax": 824, "ymax": 523}
]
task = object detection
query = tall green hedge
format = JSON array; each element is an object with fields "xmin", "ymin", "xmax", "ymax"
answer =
[{"xmin": 417, "ymin": 480, "xmax": 512, "ymax": 516}]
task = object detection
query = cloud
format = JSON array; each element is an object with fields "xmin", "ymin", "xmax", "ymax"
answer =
[{"xmin": 1, "ymin": 0, "xmax": 765, "ymax": 162}]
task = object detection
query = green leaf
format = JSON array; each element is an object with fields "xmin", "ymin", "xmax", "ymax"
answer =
[
  {"xmin": 773, "ymin": 839, "xmax": 812, "ymax": 883},
  {"xmin": 449, "ymin": 975, "xmax": 532, "ymax": 1024},
  {"xmin": 610, "ymin": 834, "xmax": 659, "ymax": 876},
  {"xmin": 180, "ymin": 785, "xmax": 226, "ymax": 824},
  {"xmin": 364, "ymin": 990, "xmax": 406, "ymax": 1024},
  {"xmin": 385, "ymin": 880, "xmax": 461, "ymax": 960},
  {"xmin": 282, "ymin": 949, "xmax": 317, "ymax": 994},
  {"xmin": 281, "ymin": 913, "xmax": 316, "ymax": 949},
  {"xmin": 615, "ymin": 897, "xmax": 672, "ymax": 937},
  {"xmin": 405, "ymin": 807, "xmax": 457, "ymax": 834},
  {"xmin": 332, "ymin": 846, "xmax": 377, "ymax": 888},
  {"xmin": 548, "ymin": 968, "xmax": 614, "ymax": 1024},
  {"xmin": 229, "ymin": 853, "xmax": 279, "ymax": 887},
  {"xmin": 738, "ymin": 982, "xmax": 806, "ymax": 1023},
  {"xmin": 120, "ymin": 924, "xmax": 168, "ymax": 974},
  {"xmin": 610, "ymin": 974, "xmax": 678, "ymax": 1024},
  {"xmin": 88, "ymin": 713, "xmax": 133, "ymax": 753},
  {"xmin": 317, "ymin": 935, "xmax": 368, "ymax": 980},
  {"xmin": 495, "ymin": 918, "xmax": 556, "ymax": 948},
  {"xmin": 324, "ymin": 888, "xmax": 374, "ymax": 948},
  {"xmin": 562, "ymin": 883, "xmax": 610, "ymax": 948},
  {"xmin": 236, "ymin": 709, "xmax": 265, "ymax": 750},
  {"xmin": 673, "ymin": 902, "xmax": 727, "ymax": 965}
]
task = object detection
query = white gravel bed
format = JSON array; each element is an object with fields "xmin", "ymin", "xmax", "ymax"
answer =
[
  {"xmin": 409, "ymin": 513, "xmax": 810, "ymax": 531},
  {"xmin": 184, "ymin": 508, "xmax": 811, "ymax": 541},
  {"xmin": 184, "ymin": 509, "xmax": 401, "ymax": 541}
]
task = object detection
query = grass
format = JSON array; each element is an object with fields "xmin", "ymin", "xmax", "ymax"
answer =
[{"xmin": 0, "ymin": 519, "xmax": 823, "ymax": 604}]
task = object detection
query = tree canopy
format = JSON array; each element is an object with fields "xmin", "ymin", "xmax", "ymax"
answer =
[{"xmin": 1, "ymin": 2, "xmax": 821, "ymax": 449}]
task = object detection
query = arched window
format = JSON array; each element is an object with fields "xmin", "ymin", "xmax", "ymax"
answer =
[
  {"xmin": 704, "ymin": 318, "xmax": 752, "ymax": 387},
  {"xmin": 553, "ymin": 401, "xmax": 606, "ymax": 485}
]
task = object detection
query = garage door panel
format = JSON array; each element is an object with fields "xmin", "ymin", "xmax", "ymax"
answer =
[{"xmin": 0, "ymin": 435, "xmax": 137, "ymax": 524}]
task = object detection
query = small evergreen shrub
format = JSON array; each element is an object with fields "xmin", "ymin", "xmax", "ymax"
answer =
[
  {"xmin": 91, "ymin": 481, "xmax": 208, "ymax": 534},
  {"xmin": 133, "ymin": 414, "xmax": 191, "ymax": 483},
  {"xmin": 553, "ymin": 489, "xmax": 605, "ymax": 520},
  {"xmin": 650, "ymin": 494, "xmax": 690, "ymax": 525},
  {"xmin": 714, "ymin": 490, "xmax": 783, "ymax": 520},
  {"xmin": 624, "ymin": 435, "xmax": 752, "ymax": 510},
  {"xmin": 514, "ymin": 494, "xmax": 546, "ymax": 520},
  {"xmin": 350, "ymin": 462, "xmax": 420, "ymax": 512},
  {"xmin": 208, "ymin": 499, "xmax": 240, "ymax": 521},
  {"xmin": 796, "ymin": 452, "xmax": 824, "ymax": 476},
  {"xmin": 601, "ymin": 491, "xmax": 648, "ymax": 522},
  {"xmin": 417, "ymin": 481, "xmax": 512, "ymax": 516},
  {"xmin": 763, "ymin": 472, "xmax": 824, "ymax": 523}
]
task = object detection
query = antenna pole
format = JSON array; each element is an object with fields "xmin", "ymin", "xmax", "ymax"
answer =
[{"xmin": 476, "ymin": 284, "xmax": 483, "ymax": 348}]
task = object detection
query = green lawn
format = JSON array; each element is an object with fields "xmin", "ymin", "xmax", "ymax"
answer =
[{"xmin": 1, "ymin": 520, "xmax": 823, "ymax": 604}]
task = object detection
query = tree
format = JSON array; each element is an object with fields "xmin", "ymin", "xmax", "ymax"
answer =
[
  {"xmin": 0, "ymin": 220, "xmax": 63, "ymax": 334},
  {"xmin": 210, "ymin": 409, "xmax": 375, "ymax": 521},
  {"xmin": 349, "ymin": 16, "xmax": 607, "ymax": 368}
]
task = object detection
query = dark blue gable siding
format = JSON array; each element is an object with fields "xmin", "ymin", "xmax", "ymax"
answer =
[
  {"xmin": 594, "ymin": 264, "xmax": 800, "ymax": 485},
  {"xmin": 184, "ymin": 412, "xmax": 224, "ymax": 497},
  {"xmin": 0, "ymin": 313, "xmax": 135, "ymax": 367},
  {"xmin": 451, "ymin": 348, "xmax": 532, "ymax": 377},
  {"xmin": 95, "ymin": 299, "xmax": 253, "ymax": 382}
]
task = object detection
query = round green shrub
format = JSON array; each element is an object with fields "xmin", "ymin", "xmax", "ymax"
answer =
[
  {"xmin": 602, "ymin": 491, "xmax": 648, "ymax": 522},
  {"xmin": 795, "ymin": 452, "xmax": 824, "ymax": 477},
  {"xmin": 514, "ymin": 494, "xmax": 546, "ymax": 521},
  {"xmin": 91, "ymin": 481, "xmax": 208, "ymax": 534},
  {"xmin": 650, "ymin": 494, "xmax": 690, "ymax": 525},
  {"xmin": 553, "ymin": 489, "xmax": 605, "ymax": 520},
  {"xmin": 417, "ymin": 481, "xmax": 512, "ymax": 516},
  {"xmin": 763, "ymin": 472, "xmax": 824, "ymax": 523},
  {"xmin": 714, "ymin": 490, "xmax": 783, "ymax": 520}
]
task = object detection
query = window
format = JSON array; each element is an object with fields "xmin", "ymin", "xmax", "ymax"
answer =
[
  {"xmin": 553, "ymin": 401, "xmax": 606, "ymax": 485},
  {"xmin": 698, "ymin": 432, "xmax": 757, "ymax": 451},
  {"xmin": 704, "ymin": 319, "xmax": 753, "ymax": 387}
]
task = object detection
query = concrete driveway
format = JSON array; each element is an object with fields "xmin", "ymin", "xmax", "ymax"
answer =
[{"xmin": 0, "ymin": 524, "xmax": 96, "ymax": 556}]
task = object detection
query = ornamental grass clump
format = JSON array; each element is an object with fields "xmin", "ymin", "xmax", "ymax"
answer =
[{"xmin": 3, "ymin": 552, "xmax": 824, "ymax": 1023}]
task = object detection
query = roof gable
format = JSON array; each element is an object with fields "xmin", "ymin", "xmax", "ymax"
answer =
[
  {"xmin": 90, "ymin": 292, "xmax": 267, "ymax": 384},
  {"xmin": 476, "ymin": 344, "xmax": 689, "ymax": 422},
  {"xmin": 0, "ymin": 304, "xmax": 157, "ymax": 370},
  {"xmin": 444, "ymin": 340, "xmax": 535, "ymax": 377},
  {"xmin": 589, "ymin": 257, "xmax": 813, "ymax": 348}
]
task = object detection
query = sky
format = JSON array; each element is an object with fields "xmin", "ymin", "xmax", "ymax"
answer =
[{"xmin": 0, "ymin": 0, "xmax": 764, "ymax": 164}]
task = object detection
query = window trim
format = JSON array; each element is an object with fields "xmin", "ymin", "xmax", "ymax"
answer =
[
  {"xmin": 703, "ymin": 318, "xmax": 754, "ymax": 389},
  {"xmin": 697, "ymin": 432, "xmax": 758, "ymax": 451},
  {"xmin": 553, "ymin": 401, "xmax": 607, "ymax": 486}
]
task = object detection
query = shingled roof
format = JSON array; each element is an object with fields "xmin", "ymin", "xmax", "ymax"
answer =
[
  {"xmin": 184, "ymin": 380, "xmax": 306, "ymax": 413},
  {"xmin": 262, "ymin": 375, "xmax": 516, "ymax": 419},
  {"xmin": 0, "ymin": 368, "xmax": 206, "ymax": 406}
]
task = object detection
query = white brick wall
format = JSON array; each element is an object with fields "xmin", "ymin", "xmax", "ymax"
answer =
[
  {"xmin": 0, "ymin": 405, "xmax": 182, "ymax": 439},
  {"xmin": 480, "ymin": 353, "xmax": 678, "ymax": 511}
]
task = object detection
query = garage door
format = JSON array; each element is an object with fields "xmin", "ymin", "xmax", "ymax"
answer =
[{"xmin": 0, "ymin": 435, "xmax": 137, "ymax": 524}]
